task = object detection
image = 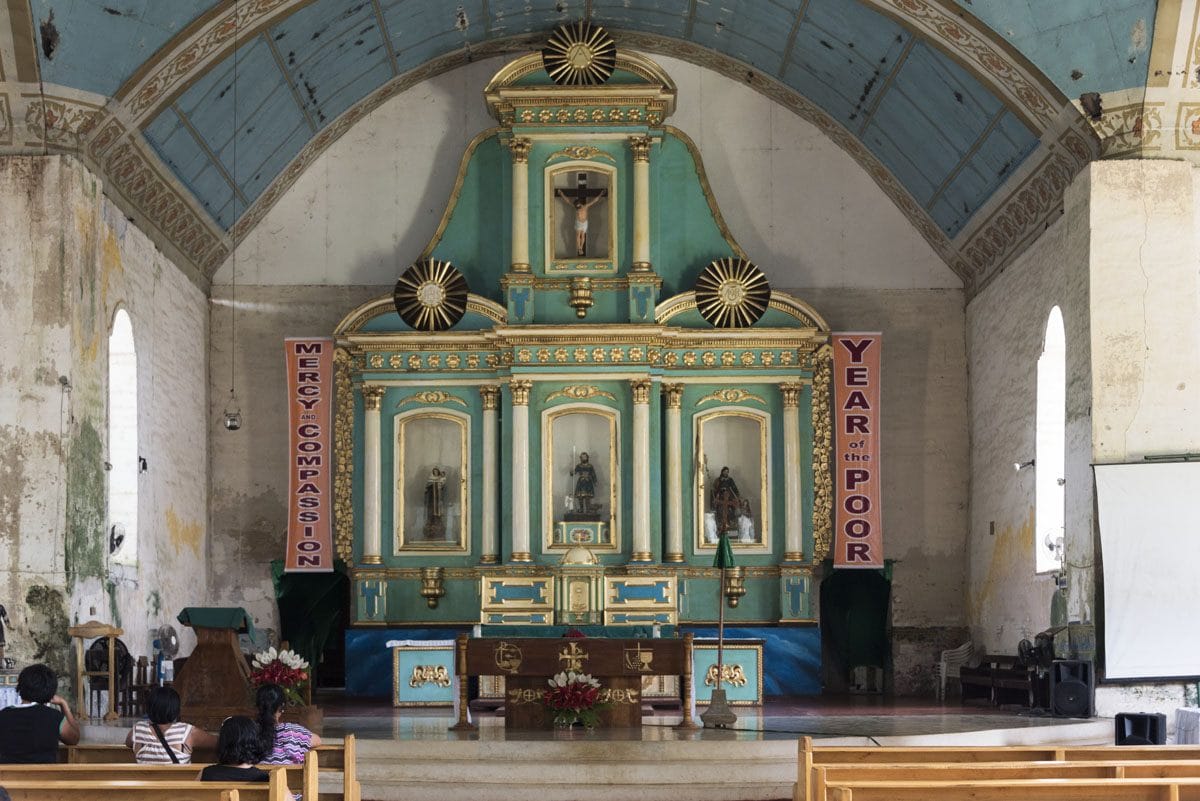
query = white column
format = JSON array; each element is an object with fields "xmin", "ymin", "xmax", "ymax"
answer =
[
  {"xmin": 631, "ymin": 379, "xmax": 653, "ymax": 561},
  {"xmin": 663, "ymin": 384, "xmax": 684, "ymax": 562},
  {"xmin": 509, "ymin": 138, "xmax": 531, "ymax": 273},
  {"xmin": 480, "ymin": 386, "xmax": 500, "ymax": 564},
  {"xmin": 782, "ymin": 383, "xmax": 804, "ymax": 561},
  {"xmin": 361, "ymin": 386, "xmax": 386, "ymax": 564},
  {"xmin": 509, "ymin": 380, "xmax": 533, "ymax": 562},
  {"xmin": 630, "ymin": 136, "xmax": 652, "ymax": 272}
]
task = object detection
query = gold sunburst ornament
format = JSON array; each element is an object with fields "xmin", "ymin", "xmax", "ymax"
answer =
[
  {"xmin": 694, "ymin": 258, "xmax": 771, "ymax": 328},
  {"xmin": 542, "ymin": 22, "xmax": 617, "ymax": 86},
  {"xmin": 393, "ymin": 259, "xmax": 469, "ymax": 331}
]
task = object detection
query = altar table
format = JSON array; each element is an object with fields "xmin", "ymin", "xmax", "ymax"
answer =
[{"xmin": 450, "ymin": 633, "xmax": 698, "ymax": 729}]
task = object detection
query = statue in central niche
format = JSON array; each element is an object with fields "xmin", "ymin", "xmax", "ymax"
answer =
[
  {"xmin": 565, "ymin": 451, "xmax": 602, "ymax": 520},
  {"xmin": 423, "ymin": 467, "xmax": 448, "ymax": 539}
]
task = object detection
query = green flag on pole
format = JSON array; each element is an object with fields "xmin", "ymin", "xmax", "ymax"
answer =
[{"xmin": 713, "ymin": 533, "xmax": 735, "ymax": 569}]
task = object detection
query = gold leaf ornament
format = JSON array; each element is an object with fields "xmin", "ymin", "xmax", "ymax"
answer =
[
  {"xmin": 694, "ymin": 258, "xmax": 771, "ymax": 328},
  {"xmin": 393, "ymin": 259, "xmax": 469, "ymax": 331},
  {"xmin": 542, "ymin": 22, "xmax": 617, "ymax": 86}
]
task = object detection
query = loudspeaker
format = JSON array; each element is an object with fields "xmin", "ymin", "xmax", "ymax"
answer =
[
  {"xmin": 1115, "ymin": 712, "xmax": 1168, "ymax": 745},
  {"xmin": 1049, "ymin": 659, "xmax": 1094, "ymax": 717}
]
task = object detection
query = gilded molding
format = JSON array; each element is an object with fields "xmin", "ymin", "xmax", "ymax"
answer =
[
  {"xmin": 810, "ymin": 344, "xmax": 833, "ymax": 562},
  {"xmin": 362, "ymin": 385, "xmax": 386, "ymax": 411},
  {"xmin": 545, "ymin": 145, "xmax": 615, "ymax": 163},
  {"xmin": 546, "ymin": 385, "xmax": 617, "ymax": 403},
  {"xmin": 629, "ymin": 134, "xmax": 651, "ymax": 162},
  {"xmin": 780, "ymin": 383, "xmax": 803, "ymax": 408},
  {"xmin": 696, "ymin": 388, "xmax": 767, "ymax": 407},
  {"xmin": 508, "ymin": 136, "xmax": 532, "ymax": 162},
  {"xmin": 509, "ymin": 379, "xmax": 533, "ymax": 406},
  {"xmin": 479, "ymin": 385, "xmax": 501, "ymax": 410},
  {"xmin": 333, "ymin": 292, "xmax": 506, "ymax": 335},
  {"xmin": 334, "ymin": 347, "xmax": 355, "ymax": 562},
  {"xmin": 397, "ymin": 390, "xmax": 468, "ymax": 408},
  {"xmin": 630, "ymin": 379, "xmax": 653, "ymax": 405},
  {"xmin": 662, "ymin": 383, "xmax": 683, "ymax": 409}
]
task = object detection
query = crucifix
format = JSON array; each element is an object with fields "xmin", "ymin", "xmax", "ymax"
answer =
[{"xmin": 555, "ymin": 172, "xmax": 608, "ymax": 257}]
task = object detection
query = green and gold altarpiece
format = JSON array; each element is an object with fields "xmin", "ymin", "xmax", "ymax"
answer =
[{"xmin": 338, "ymin": 37, "xmax": 832, "ymax": 697}]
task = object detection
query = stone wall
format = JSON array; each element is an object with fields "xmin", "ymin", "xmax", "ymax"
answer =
[{"xmin": 0, "ymin": 156, "xmax": 209, "ymax": 684}]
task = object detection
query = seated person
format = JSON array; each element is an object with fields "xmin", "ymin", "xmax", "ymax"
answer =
[
  {"xmin": 0, "ymin": 663, "xmax": 81, "ymax": 763},
  {"xmin": 126, "ymin": 686, "xmax": 216, "ymax": 764},
  {"xmin": 255, "ymin": 683, "xmax": 321, "ymax": 764},
  {"xmin": 199, "ymin": 716, "xmax": 268, "ymax": 783}
]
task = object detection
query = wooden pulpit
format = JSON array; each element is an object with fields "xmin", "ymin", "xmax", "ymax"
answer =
[{"xmin": 175, "ymin": 607, "xmax": 254, "ymax": 729}]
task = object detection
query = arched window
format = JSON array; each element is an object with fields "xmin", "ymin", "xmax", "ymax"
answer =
[
  {"xmin": 1035, "ymin": 306, "xmax": 1065, "ymax": 574},
  {"xmin": 108, "ymin": 309, "xmax": 138, "ymax": 565}
]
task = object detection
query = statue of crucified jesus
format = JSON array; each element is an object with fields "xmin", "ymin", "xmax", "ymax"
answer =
[{"xmin": 556, "ymin": 186, "xmax": 607, "ymax": 257}]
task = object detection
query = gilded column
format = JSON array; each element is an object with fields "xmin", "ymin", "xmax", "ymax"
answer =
[
  {"xmin": 509, "ymin": 379, "xmax": 533, "ymax": 562},
  {"xmin": 662, "ymin": 384, "xmax": 685, "ymax": 562},
  {"xmin": 781, "ymin": 383, "xmax": 804, "ymax": 561},
  {"xmin": 509, "ymin": 137, "xmax": 532, "ymax": 273},
  {"xmin": 631, "ymin": 378, "xmax": 653, "ymax": 561},
  {"xmin": 479, "ymin": 386, "xmax": 501, "ymax": 564},
  {"xmin": 362, "ymin": 386, "xmax": 386, "ymax": 564},
  {"xmin": 630, "ymin": 135, "xmax": 652, "ymax": 272}
]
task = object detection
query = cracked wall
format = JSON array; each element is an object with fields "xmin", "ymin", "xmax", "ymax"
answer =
[{"xmin": 0, "ymin": 155, "xmax": 209, "ymax": 682}]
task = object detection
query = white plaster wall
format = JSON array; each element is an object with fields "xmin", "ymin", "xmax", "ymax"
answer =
[
  {"xmin": 219, "ymin": 55, "xmax": 954, "ymax": 290},
  {"xmin": 965, "ymin": 167, "xmax": 1093, "ymax": 655},
  {"xmin": 0, "ymin": 155, "xmax": 207, "ymax": 682}
]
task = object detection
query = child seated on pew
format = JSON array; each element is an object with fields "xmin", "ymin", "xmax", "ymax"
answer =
[
  {"xmin": 254, "ymin": 684, "xmax": 321, "ymax": 765},
  {"xmin": 0, "ymin": 664, "xmax": 81, "ymax": 763},
  {"xmin": 199, "ymin": 716, "xmax": 269, "ymax": 784},
  {"xmin": 126, "ymin": 686, "xmax": 217, "ymax": 764}
]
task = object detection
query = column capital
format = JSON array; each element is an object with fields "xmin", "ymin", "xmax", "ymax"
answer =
[
  {"xmin": 510, "ymin": 379, "xmax": 533, "ymax": 406},
  {"xmin": 780, "ymin": 382, "xmax": 804, "ymax": 408},
  {"xmin": 631, "ymin": 378, "xmax": 653, "ymax": 405},
  {"xmin": 362, "ymin": 385, "xmax": 386, "ymax": 411},
  {"xmin": 629, "ymin": 135, "xmax": 652, "ymax": 162},
  {"xmin": 480, "ymin": 385, "xmax": 501, "ymax": 410},
  {"xmin": 508, "ymin": 137, "xmax": 532, "ymax": 163},
  {"xmin": 662, "ymin": 383, "xmax": 684, "ymax": 409}
]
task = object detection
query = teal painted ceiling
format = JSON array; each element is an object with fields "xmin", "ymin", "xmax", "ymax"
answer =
[{"xmin": 26, "ymin": 1, "xmax": 1157, "ymax": 240}]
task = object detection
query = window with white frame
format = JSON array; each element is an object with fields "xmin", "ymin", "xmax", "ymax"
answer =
[
  {"xmin": 108, "ymin": 309, "xmax": 138, "ymax": 565},
  {"xmin": 1035, "ymin": 306, "xmax": 1065, "ymax": 574}
]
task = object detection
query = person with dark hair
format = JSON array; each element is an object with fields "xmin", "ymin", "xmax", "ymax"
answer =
[
  {"xmin": 0, "ymin": 663, "xmax": 81, "ymax": 763},
  {"xmin": 255, "ymin": 683, "xmax": 320, "ymax": 765},
  {"xmin": 125, "ymin": 686, "xmax": 216, "ymax": 764},
  {"xmin": 199, "ymin": 716, "xmax": 269, "ymax": 783}
]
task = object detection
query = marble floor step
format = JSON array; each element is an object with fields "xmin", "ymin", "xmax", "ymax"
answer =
[{"xmin": 358, "ymin": 779, "xmax": 793, "ymax": 801}]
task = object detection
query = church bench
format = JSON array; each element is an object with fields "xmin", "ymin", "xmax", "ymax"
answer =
[
  {"xmin": 819, "ymin": 774, "xmax": 1200, "ymax": 801},
  {"xmin": 811, "ymin": 761, "xmax": 1200, "ymax": 801},
  {"xmin": 0, "ymin": 767, "xmax": 290, "ymax": 800}
]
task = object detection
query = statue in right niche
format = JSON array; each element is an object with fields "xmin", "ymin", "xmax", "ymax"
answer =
[{"xmin": 710, "ymin": 466, "xmax": 741, "ymax": 536}]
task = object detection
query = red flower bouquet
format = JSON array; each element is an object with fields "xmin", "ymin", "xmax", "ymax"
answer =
[
  {"xmin": 250, "ymin": 647, "xmax": 310, "ymax": 706},
  {"xmin": 543, "ymin": 671, "xmax": 605, "ymax": 728}
]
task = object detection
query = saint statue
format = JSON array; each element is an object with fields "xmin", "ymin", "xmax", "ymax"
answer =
[
  {"xmin": 737, "ymin": 500, "xmax": 756, "ymax": 543},
  {"xmin": 422, "ymin": 467, "xmax": 447, "ymax": 539},
  {"xmin": 566, "ymin": 452, "xmax": 601, "ymax": 519},
  {"xmin": 710, "ymin": 466, "xmax": 741, "ymax": 535}
]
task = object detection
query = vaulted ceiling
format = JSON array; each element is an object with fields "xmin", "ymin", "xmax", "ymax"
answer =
[{"xmin": 1, "ymin": 1, "xmax": 1161, "ymax": 290}]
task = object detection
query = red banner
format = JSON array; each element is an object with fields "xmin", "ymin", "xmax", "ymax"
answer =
[
  {"xmin": 833, "ymin": 333, "xmax": 882, "ymax": 568},
  {"xmin": 284, "ymin": 338, "xmax": 335, "ymax": 572}
]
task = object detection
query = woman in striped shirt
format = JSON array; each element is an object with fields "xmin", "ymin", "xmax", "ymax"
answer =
[
  {"xmin": 255, "ymin": 684, "xmax": 321, "ymax": 765},
  {"xmin": 126, "ymin": 686, "xmax": 216, "ymax": 764}
]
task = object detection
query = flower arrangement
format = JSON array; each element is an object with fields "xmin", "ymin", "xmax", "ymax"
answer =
[
  {"xmin": 250, "ymin": 647, "xmax": 310, "ymax": 706},
  {"xmin": 543, "ymin": 671, "xmax": 605, "ymax": 728}
]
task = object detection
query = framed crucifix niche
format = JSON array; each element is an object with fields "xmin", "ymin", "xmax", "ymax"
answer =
[
  {"xmin": 393, "ymin": 410, "xmax": 471, "ymax": 553},
  {"xmin": 545, "ymin": 163, "xmax": 617, "ymax": 274},
  {"xmin": 541, "ymin": 405, "xmax": 620, "ymax": 552},
  {"xmin": 693, "ymin": 408, "xmax": 772, "ymax": 554}
]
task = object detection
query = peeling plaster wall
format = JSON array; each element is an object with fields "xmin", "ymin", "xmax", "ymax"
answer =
[
  {"xmin": 0, "ymin": 155, "xmax": 208, "ymax": 682},
  {"xmin": 219, "ymin": 55, "xmax": 954, "ymax": 290},
  {"xmin": 207, "ymin": 285, "xmax": 380, "ymax": 631},
  {"xmin": 965, "ymin": 167, "xmax": 1092, "ymax": 657}
]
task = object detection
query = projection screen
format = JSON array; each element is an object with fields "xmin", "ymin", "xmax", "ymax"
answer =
[{"xmin": 1095, "ymin": 461, "xmax": 1200, "ymax": 680}]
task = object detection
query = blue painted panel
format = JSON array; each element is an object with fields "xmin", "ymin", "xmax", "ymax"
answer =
[
  {"xmin": 141, "ymin": 107, "xmax": 239, "ymax": 228},
  {"xmin": 608, "ymin": 612, "xmax": 673, "ymax": 624},
  {"xmin": 685, "ymin": 626, "xmax": 820, "ymax": 695},
  {"xmin": 394, "ymin": 646, "xmax": 456, "ymax": 705},
  {"xmin": 950, "ymin": 0, "xmax": 1155, "ymax": 94},
  {"xmin": 488, "ymin": 581, "xmax": 550, "ymax": 604},
  {"xmin": 30, "ymin": 0, "xmax": 211, "ymax": 96},
  {"xmin": 346, "ymin": 627, "xmax": 466, "ymax": 697},
  {"xmin": 382, "ymin": 0, "xmax": 487, "ymax": 47},
  {"xmin": 589, "ymin": 1, "xmax": 693, "ymax": 39},
  {"xmin": 611, "ymin": 581, "xmax": 671, "ymax": 604},
  {"xmin": 489, "ymin": 0, "xmax": 581, "ymax": 35},
  {"xmin": 693, "ymin": 644, "xmax": 762, "ymax": 703},
  {"xmin": 690, "ymin": 1, "xmax": 799, "ymax": 75}
]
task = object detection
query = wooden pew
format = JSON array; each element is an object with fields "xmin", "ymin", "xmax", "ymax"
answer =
[
  {"xmin": 61, "ymin": 733, "xmax": 359, "ymax": 800},
  {"xmin": 0, "ymin": 765, "xmax": 290, "ymax": 801},
  {"xmin": 795, "ymin": 737, "xmax": 1200, "ymax": 801},
  {"xmin": 812, "ymin": 761, "xmax": 1200, "ymax": 801},
  {"xmin": 820, "ymin": 774, "xmax": 1200, "ymax": 801}
]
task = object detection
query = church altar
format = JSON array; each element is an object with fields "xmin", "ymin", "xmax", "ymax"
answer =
[
  {"xmin": 338, "ymin": 24, "xmax": 830, "ymax": 699},
  {"xmin": 451, "ymin": 634, "xmax": 696, "ymax": 730}
]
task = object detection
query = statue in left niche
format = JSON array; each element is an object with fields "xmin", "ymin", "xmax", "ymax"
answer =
[
  {"xmin": 565, "ymin": 452, "xmax": 603, "ymax": 520},
  {"xmin": 423, "ymin": 467, "xmax": 448, "ymax": 539}
]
